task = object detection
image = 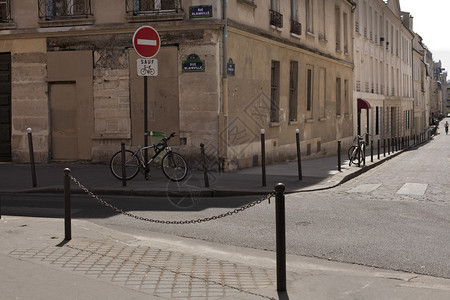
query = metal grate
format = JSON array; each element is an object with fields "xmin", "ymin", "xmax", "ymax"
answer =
[
  {"xmin": 290, "ymin": 19, "xmax": 301, "ymax": 35},
  {"xmin": 38, "ymin": 0, "xmax": 92, "ymax": 19},
  {"xmin": 126, "ymin": 0, "xmax": 179, "ymax": 15},
  {"xmin": 269, "ymin": 9, "xmax": 283, "ymax": 28}
]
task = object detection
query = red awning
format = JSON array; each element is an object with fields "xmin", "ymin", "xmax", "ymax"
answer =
[{"xmin": 357, "ymin": 98, "xmax": 371, "ymax": 110}]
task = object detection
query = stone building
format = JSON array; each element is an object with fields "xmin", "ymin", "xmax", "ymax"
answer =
[
  {"xmin": 0, "ymin": 0, "xmax": 356, "ymax": 169},
  {"xmin": 353, "ymin": 0, "xmax": 414, "ymax": 145}
]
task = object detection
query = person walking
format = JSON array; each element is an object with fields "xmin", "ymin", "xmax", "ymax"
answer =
[{"xmin": 445, "ymin": 121, "xmax": 449, "ymax": 135}]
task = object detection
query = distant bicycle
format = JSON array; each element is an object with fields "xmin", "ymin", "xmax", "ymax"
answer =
[
  {"xmin": 348, "ymin": 133, "xmax": 370, "ymax": 166},
  {"xmin": 110, "ymin": 132, "xmax": 188, "ymax": 181}
]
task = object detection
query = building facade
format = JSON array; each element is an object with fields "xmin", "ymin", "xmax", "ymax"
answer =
[
  {"xmin": 353, "ymin": 0, "xmax": 414, "ymax": 145},
  {"xmin": 0, "ymin": 0, "xmax": 355, "ymax": 169}
]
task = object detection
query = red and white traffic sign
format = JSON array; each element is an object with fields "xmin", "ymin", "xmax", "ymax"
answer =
[{"xmin": 132, "ymin": 26, "xmax": 161, "ymax": 58}]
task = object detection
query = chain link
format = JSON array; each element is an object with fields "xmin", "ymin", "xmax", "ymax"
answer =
[{"xmin": 69, "ymin": 175, "xmax": 273, "ymax": 225}]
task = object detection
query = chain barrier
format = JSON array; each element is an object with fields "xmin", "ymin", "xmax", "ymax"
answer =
[{"xmin": 69, "ymin": 175, "xmax": 273, "ymax": 225}]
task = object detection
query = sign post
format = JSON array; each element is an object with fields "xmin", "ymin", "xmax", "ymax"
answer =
[{"xmin": 132, "ymin": 26, "xmax": 160, "ymax": 169}]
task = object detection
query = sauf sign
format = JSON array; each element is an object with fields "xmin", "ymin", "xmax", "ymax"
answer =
[{"xmin": 133, "ymin": 26, "xmax": 160, "ymax": 76}]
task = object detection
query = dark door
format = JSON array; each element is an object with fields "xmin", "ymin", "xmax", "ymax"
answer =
[{"xmin": 0, "ymin": 53, "xmax": 11, "ymax": 162}]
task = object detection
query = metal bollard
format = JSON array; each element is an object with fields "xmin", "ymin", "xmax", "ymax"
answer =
[
  {"xmin": 121, "ymin": 142, "xmax": 127, "ymax": 187},
  {"xmin": 296, "ymin": 129, "xmax": 303, "ymax": 180},
  {"xmin": 274, "ymin": 183, "xmax": 286, "ymax": 292},
  {"xmin": 388, "ymin": 138, "xmax": 391, "ymax": 155},
  {"xmin": 261, "ymin": 129, "xmax": 266, "ymax": 187},
  {"xmin": 200, "ymin": 143, "xmax": 210, "ymax": 188},
  {"xmin": 377, "ymin": 139, "xmax": 380, "ymax": 160},
  {"xmin": 27, "ymin": 128, "xmax": 37, "ymax": 187},
  {"xmin": 383, "ymin": 138, "xmax": 386, "ymax": 157},
  {"xmin": 337, "ymin": 140, "xmax": 341, "ymax": 172},
  {"xmin": 370, "ymin": 139, "xmax": 373, "ymax": 162},
  {"xmin": 357, "ymin": 138, "xmax": 361, "ymax": 167},
  {"xmin": 64, "ymin": 168, "xmax": 72, "ymax": 241}
]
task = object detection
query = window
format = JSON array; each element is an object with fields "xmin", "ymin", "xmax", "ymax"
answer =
[
  {"xmin": 343, "ymin": 12, "xmax": 348, "ymax": 54},
  {"xmin": 319, "ymin": 68, "xmax": 326, "ymax": 118},
  {"xmin": 376, "ymin": 106, "xmax": 379, "ymax": 135},
  {"xmin": 335, "ymin": 6, "xmax": 341, "ymax": 51},
  {"xmin": 318, "ymin": 0, "xmax": 325, "ymax": 39},
  {"xmin": 290, "ymin": 0, "xmax": 301, "ymax": 35},
  {"xmin": 306, "ymin": 67, "xmax": 313, "ymax": 112},
  {"xmin": 336, "ymin": 77, "xmax": 341, "ymax": 115},
  {"xmin": 39, "ymin": 0, "xmax": 92, "ymax": 19},
  {"xmin": 0, "ymin": 0, "xmax": 11, "ymax": 21},
  {"xmin": 306, "ymin": 0, "xmax": 314, "ymax": 33},
  {"xmin": 270, "ymin": 61, "xmax": 280, "ymax": 123},
  {"xmin": 126, "ymin": 0, "xmax": 179, "ymax": 14},
  {"xmin": 289, "ymin": 61, "xmax": 298, "ymax": 122},
  {"xmin": 344, "ymin": 79, "xmax": 349, "ymax": 114}
]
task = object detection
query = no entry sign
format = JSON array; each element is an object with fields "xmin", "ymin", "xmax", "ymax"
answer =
[{"xmin": 132, "ymin": 26, "xmax": 161, "ymax": 58}]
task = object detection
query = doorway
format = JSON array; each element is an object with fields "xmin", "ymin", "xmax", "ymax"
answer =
[{"xmin": 0, "ymin": 53, "xmax": 11, "ymax": 162}]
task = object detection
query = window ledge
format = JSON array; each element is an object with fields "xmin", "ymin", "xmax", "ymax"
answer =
[
  {"xmin": 270, "ymin": 122, "xmax": 280, "ymax": 127},
  {"xmin": 305, "ymin": 118, "xmax": 314, "ymax": 123},
  {"xmin": 336, "ymin": 114, "xmax": 343, "ymax": 118},
  {"xmin": 290, "ymin": 32, "xmax": 301, "ymax": 39},
  {"xmin": 319, "ymin": 117, "xmax": 327, "ymax": 122},
  {"xmin": 126, "ymin": 12, "xmax": 185, "ymax": 23},
  {"xmin": 270, "ymin": 25, "xmax": 283, "ymax": 32},
  {"xmin": 288, "ymin": 120, "xmax": 298, "ymax": 125},
  {"xmin": 38, "ymin": 16, "xmax": 94, "ymax": 28},
  {"xmin": 306, "ymin": 31, "xmax": 315, "ymax": 38},
  {"xmin": 0, "ymin": 22, "xmax": 17, "ymax": 30}
]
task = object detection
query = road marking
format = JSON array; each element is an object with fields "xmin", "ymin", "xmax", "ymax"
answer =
[
  {"xmin": 347, "ymin": 183, "xmax": 382, "ymax": 193},
  {"xmin": 396, "ymin": 183, "xmax": 428, "ymax": 196},
  {"xmin": 137, "ymin": 39, "xmax": 157, "ymax": 46}
]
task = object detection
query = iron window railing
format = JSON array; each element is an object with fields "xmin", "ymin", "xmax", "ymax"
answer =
[
  {"xmin": 290, "ymin": 20, "xmax": 301, "ymax": 35},
  {"xmin": 269, "ymin": 9, "xmax": 283, "ymax": 28},
  {"xmin": 0, "ymin": 0, "xmax": 12, "ymax": 22},
  {"xmin": 126, "ymin": 0, "xmax": 180, "ymax": 14},
  {"xmin": 38, "ymin": 0, "xmax": 92, "ymax": 19}
]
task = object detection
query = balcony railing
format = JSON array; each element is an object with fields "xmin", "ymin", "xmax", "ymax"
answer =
[
  {"xmin": 126, "ymin": 0, "xmax": 180, "ymax": 15},
  {"xmin": 38, "ymin": 0, "xmax": 92, "ymax": 20},
  {"xmin": 269, "ymin": 9, "xmax": 283, "ymax": 28},
  {"xmin": 290, "ymin": 19, "xmax": 301, "ymax": 35},
  {"xmin": 0, "ymin": 0, "xmax": 12, "ymax": 22}
]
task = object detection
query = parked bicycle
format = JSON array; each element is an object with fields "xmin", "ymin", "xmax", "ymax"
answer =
[
  {"xmin": 110, "ymin": 132, "xmax": 188, "ymax": 181},
  {"xmin": 348, "ymin": 133, "xmax": 370, "ymax": 166}
]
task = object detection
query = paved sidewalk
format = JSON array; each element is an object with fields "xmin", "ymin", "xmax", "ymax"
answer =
[
  {"xmin": 1, "ymin": 143, "xmax": 403, "ymax": 197},
  {"xmin": 2, "ymin": 138, "xmax": 448, "ymax": 300}
]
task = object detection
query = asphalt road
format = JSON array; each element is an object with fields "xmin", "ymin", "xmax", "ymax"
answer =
[{"xmin": 3, "ymin": 124, "xmax": 450, "ymax": 279}]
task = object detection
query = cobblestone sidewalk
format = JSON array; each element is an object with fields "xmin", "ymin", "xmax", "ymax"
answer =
[{"xmin": 9, "ymin": 238, "xmax": 278, "ymax": 300}]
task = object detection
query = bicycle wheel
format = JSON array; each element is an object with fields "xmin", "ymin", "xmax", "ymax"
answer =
[
  {"xmin": 161, "ymin": 152, "xmax": 188, "ymax": 181},
  {"xmin": 347, "ymin": 145, "xmax": 357, "ymax": 160},
  {"xmin": 110, "ymin": 150, "xmax": 140, "ymax": 180},
  {"xmin": 349, "ymin": 147, "xmax": 363, "ymax": 166}
]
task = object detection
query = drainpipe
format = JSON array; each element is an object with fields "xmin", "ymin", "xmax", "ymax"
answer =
[{"xmin": 219, "ymin": 0, "xmax": 229, "ymax": 171}]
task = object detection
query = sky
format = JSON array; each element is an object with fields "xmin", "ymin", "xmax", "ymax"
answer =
[{"xmin": 400, "ymin": 0, "xmax": 450, "ymax": 73}]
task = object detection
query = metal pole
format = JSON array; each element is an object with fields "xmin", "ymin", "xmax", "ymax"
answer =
[
  {"xmin": 261, "ymin": 129, "xmax": 266, "ymax": 187},
  {"xmin": 275, "ymin": 183, "xmax": 286, "ymax": 292},
  {"xmin": 388, "ymin": 138, "xmax": 391, "ymax": 155},
  {"xmin": 370, "ymin": 139, "xmax": 373, "ymax": 162},
  {"xmin": 200, "ymin": 143, "xmax": 210, "ymax": 188},
  {"xmin": 377, "ymin": 139, "xmax": 380, "ymax": 160},
  {"xmin": 121, "ymin": 142, "xmax": 126, "ymax": 187},
  {"xmin": 337, "ymin": 140, "xmax": 341, "ymax": 172},
  {"xmin": 64, "ymin": 168, "xmax": 72, "ymax": 241},
  {"xmin": 27, "ymin": 128, "xmax": 37, "ymax": 187},
  {"xmin": 144, "ymin": 77, "xmax": 149, "ymax": 169},
  {"xmin": 357, "ymin": 138, "xmax": 361, "ymax": 167},
  {"xmin": 296, "ymin": 129, "xmax": 302, "ymax": 180},
  {"xmin": 383, "ymin": 138, "xmax": 386, "ymax": 157}
]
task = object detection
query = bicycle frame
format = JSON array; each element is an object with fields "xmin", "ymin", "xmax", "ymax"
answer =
[{"xmin": 134, "ymin": 140, "xmax": 170, "ymax": 169}]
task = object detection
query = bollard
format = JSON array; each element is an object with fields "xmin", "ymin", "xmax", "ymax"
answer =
[
  {"xmin": 377, "ymin": 139, "xmax": 380, "ymax": 160},
  {"xmin": 121, "ymin": 142, "xmax": 127, "ymax": 187},
  {"xmin": 363, "ymin": 140, "xmax": 366, "ymax": 166},
  {"xmin": 27, "ymin": 128, "xmax": 37, "ymax": 188},
  {"xmin": 200, "ymin": 143, "xmax": 210, "ymax": 188},
  {"xmin": 388, "ymin": 138, "xmax": 391, "ymax": 155},
  {"xmin": 296, "ymin": 129, "xmax": 302, "ymax": 180},
  {"xmin": 383, "ymin": 138, "xmax": 386, "ymax": 157},
  {"xmin": 261, "ymin": 129, "xmax": 266, "ymax": 187},
  {"xmin": 274, "ymin": 183, "xmax": 286, "ymax": 292},
  {"xmin": 64, "ymin": 168, "xmax": 72, "ymax": 241},
  {"xmin": 337, "ymin": 140, "xmax": 341, "ymax": 172},
  {"xmin": 357, "ymin": 138, "xmax": 361, "ymax": 167},
  {"xmin": 370, "ymin": 139, "xmax": 373, "ymax": 162}
]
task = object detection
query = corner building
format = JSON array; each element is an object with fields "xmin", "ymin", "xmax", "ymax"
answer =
[{"xmin": 0, "ymin": 0, "xmax": 355, "ymax": 170}]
